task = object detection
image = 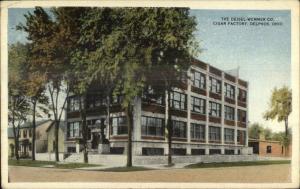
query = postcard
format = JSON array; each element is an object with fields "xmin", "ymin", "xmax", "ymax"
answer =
[{"xmin": 1, "ymin": 0, "xmax": 299, "ymax": 189}]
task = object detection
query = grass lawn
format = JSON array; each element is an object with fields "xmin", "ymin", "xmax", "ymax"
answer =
[
  {"xmin": 8, "ymin": 159, "xmax": 100, "ymax": 169},
  {"xmin": 185, "ymin": 160, "xmax": 291, "ymax": 169},
  {"xmin": 101, "ymin": 166, "xmax": 153, "ymax": 172}
]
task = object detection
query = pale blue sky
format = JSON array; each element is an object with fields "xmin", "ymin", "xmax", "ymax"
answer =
[{"xmin": 8, "ymin": 9, "xmax": 291, "ymax": 132}]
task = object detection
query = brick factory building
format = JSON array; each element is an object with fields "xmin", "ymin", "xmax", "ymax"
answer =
[
  {"xmin": 248, "ymin": 138, "xmax": 292, "ymax": 157},
  {"xmin": 64, "ymin": 59, "xmax": 250, "ymax": 156}
]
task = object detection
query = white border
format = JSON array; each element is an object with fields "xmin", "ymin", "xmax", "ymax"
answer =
[{"xmin": 1, "ymin": 0, "xmax": 299, "ymax": 189}]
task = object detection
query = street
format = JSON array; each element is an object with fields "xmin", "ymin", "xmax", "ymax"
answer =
[{"xmin": 8, "ymin": 164, "xmax": 291, "ymax": 183}]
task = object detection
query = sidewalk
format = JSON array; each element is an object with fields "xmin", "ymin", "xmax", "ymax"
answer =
[{"xmin": 76, "ymin": 163, "xmax": 191, "ymax": 171}]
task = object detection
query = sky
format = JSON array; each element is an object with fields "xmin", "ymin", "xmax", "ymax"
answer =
[{"xmin": 8, "ymin": 8, "xmax": 291, "ymax": 132}]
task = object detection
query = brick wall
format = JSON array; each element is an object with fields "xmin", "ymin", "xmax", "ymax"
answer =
[{"xmin": 258, "ymin": 141, "xmax": 292, "ymax": 157}]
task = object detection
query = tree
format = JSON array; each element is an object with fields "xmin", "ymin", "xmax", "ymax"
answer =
[
  {"xmin": 264, "ymin": 86, "xmax": 292, "ymax": 155},
  {"xmin": 248, "ymin": 123, "xmax": 264, "ymax": 139},
  {"xmin": 143, "ymin": 8, "xmax": 198, "ymax": 166},
  {"xmin": 18, "ymin": 7, "xmax": 73, "ymax": 161},
  {"xmin": 8, "ymin": 43, "xmax": 31, "ymax": 160},
  {"xmin": 263, "ymin": 128, "xmax": 272, "ymax": 140}
]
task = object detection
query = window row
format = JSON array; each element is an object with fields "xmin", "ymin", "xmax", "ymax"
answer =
[
  {"xmin": 108, "ymin": 117, "xmax": 246, "ymax": 144},
  {"xmin": 68, "ymin": 95, "xmax": 124, "ymax": 112}
]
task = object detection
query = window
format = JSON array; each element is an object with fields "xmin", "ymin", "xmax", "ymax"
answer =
[
  {"xmin": 191, "ymin": 149, "xmax": 205, "ymax": 155},
  {"xmin": 238, "ymin": 88, "xmax": 247, "ymax": 102},
  {"xmin": 111, "ymin": 117, "xmax": 127, "ymax": 135},
  {"xmin": 267, "ymin": 145, "xmax": 272, "ymax": 153},
  {"xmin": 209, "ymin": 101, "xmax": 221, "ymax": 117},
  {"xmin": 224, "ymin": 128, "xmax": 234, "ymax": 142},
  {"xmin": 225, "ymin": 149, "xmax": 234, "ymax": 155},
  {"xmin": 67, "ymin": 122, "xmax": 81, "ymax": 138},
  {"xmin": 172, "ymin": 120, "xmax": 187, "ymax": 138},
  {"xmin": 190, "ymin": 123, "xmax": 205, "ymax": 140},
  {"xmin": 142, "ymin": 148, "xmax": 164, "ymax": 156},
  {"xmin": 87, "ymin": 94, "xmax": 106, "ymax": 109},
  {"xmin": 209, "ymin": 77, "xmax": 221, "ymax": 94},
  {"xmin": 209, "ymin": 149, "xmax": 221, "ymax": 155},
  {"xmin": 141, "ymin": 116, "xmax": 164, "ymax": 136},
  {"xmin": 225, "ymin": 106, "xmax": 235, "ymax": 120},
  {"xmin": 68, "ymin": 96, "xmax": 80, "ymax": 111},
  {"xmin": 172, "ymin": 148, "xmax": 187, "ymax": 155},
  {"xmin": 170, "ymin": 91, "xmax": 186, "ymax": 110},
  {"xmin": 224, "ymin": 83, "xmax": 235, "ymax": 99},
  {"xmin": 209, "ymin": 126, "xmax": 221, "ymax": 141},
  {"xmin": 191, "ymin": 96, "xmax": 206, "ymax": 114},
  {"xmin": 191, "ymin": 70, "xmax": 206, "ymax": 89},
  {"xmin": 142, "ymin": 86, "xmax": 164, "ymax": 105},
  {"xmin": 29, "ymin": 129, "xmax": 32, "ymax": 137},
  {"xmin": 23, "ymin": 130, "xmax": 27, "ymax": 138},
  {"xmin": 238, "ymin": 109, "xmax": 247, "ymax": 122}
]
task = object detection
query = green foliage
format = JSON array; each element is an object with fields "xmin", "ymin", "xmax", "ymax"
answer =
[
  {"xmin": 8, "ymin": 43, "xmax": 31, "ymax": 125},
  {"xmin": 248, "ymin": 123, "xmax": 264, "ymax": 139},
  {"xmin": 264, "ymin": 86, "xmax": 292, "ymax": 123},
  {"xmin": 263, "ymin": 128, "xmax": 272, "ymax": 140}
]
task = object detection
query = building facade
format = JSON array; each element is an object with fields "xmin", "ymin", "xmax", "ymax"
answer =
[
  {"xmin": 248, "ymin": 139, "xmax": 292, "ymax": 157},
  {"xmin": 64, "ymin": 59, "xmax": 249, "ymax": 156},
  {"xmin": 8, "ymin": 120, "xmax": 54, "ymax": 158}
]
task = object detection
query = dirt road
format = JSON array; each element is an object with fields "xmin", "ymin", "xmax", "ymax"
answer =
[{"xmin": 8, "ymin": 164, "xmax": 290, "ymax": 183}]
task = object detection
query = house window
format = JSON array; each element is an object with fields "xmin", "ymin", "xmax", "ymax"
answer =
[
  {"xmin": 209, "ymin": 101, "xmax": 221, "ymax": 117},
  {"xmin": 111, "ymin": 117, "xmax": 127, "ymax": 135},
  {"xmin": 238, "ymin": 109, "xmax": 247, "ymax": 122},
  {"xmin": 170, "ymin": 91, "xmax": 186, "ymax": 110},
  {"xmin": 23, "ymin": 130, "xmax": 27, "ymax": 138},
  {"xmin": 67, "ymin": 122, "xmax": 81, "ymax": 138},
  {"xmin": 224, "ymin": 128, "xmax": 234, "ymax": 142},
  {"xmin": 172, "ymin": 120, "xmax": 187, "ymax": 138},
  {"xmin": 238, "ymin": 88, "xmax": 247, "ymax": 102},
  {"xmin": 224, "ymin": 106, "xmax": 235, "ymax": 120},
  {"xmin": 68, "ymin": 96, "xmax": 80, "ymax": 111},
  {"xmin": 267, "ymin": 145, "xmax": 272, "ymax": 153},
  {"xmin": 224, "ymin": 83, "xmax": 235, "ymax": 99},
  {"xmin": 209, "ymin": 126, "xmax": 221, "ymax": 142},
  {"xmin": 190, "ymin": 123, "xmax": 205, "ymax": 140},
  {"xmin": 191, "ymin": 70, "xmax": 206, "ymax": 89},
  {"xmin": 209, "ymin": 77, "xmax": 221, "ymax": 94},
  {"xmin": 191, "ymin": 96, "xmax": 206, "ymax": 114},
  {"xmin": 29, "ymin": 129, "xmax": 32, "ymax": 137},
  {"xmin": 141, "ymin": 116, "xmax": 164, "ymax": 136},
  {"xmin": 142, "ymin": 86, "xmax": 164, "ymax": 105}
]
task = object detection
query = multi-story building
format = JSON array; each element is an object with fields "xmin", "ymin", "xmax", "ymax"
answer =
[{"xmin": 64, "ymin": 59, "xmax": 249, "ymax": 156}]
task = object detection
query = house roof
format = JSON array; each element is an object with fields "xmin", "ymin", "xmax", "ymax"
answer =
[
  {"xmin": 7, "ymin": 128, "xmax": 14, "ymax": 138},
  {"xmin": 7, "ymin": 119, "xmax": 53, "ymax": 138},
  {"xmin": 19, "ymin": 119, "xmax": 51, "ymax": 128},
  {"xmin": 46, "ymin": 121, "xmax": 66, "ymax": 132}
]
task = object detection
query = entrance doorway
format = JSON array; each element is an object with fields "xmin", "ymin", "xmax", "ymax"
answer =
[{"xmin": 91, "ymin": 133, "xmax": 100, "ymax": 149}]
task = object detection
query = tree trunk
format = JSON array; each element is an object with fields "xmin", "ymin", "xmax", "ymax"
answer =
[
  {"xmin": 31, "ymin": 100, "xmax": 36, "ymax": 161},
  {"xmin": 167, "ymin": 91, "xmax": 173, "ymax": 166},
  {"xmin": 284, "ymin": 117, "xmax": 288, "ymax": 137},
  {"xmin": 126, "ymin": 105, "xmax": 133, "ymax": 167},
  {"xmin": 284, "ymin": 117, "xmax": 289, "ymax": 156},
  {"xmin": 14, "ymin": 136, "xmax": 19, "ymax": 160},
  {"xmin": 80, "ymin": 95, "xmax": 88, "ymax": 163},
  {"xmin": 55, "ymin": 120, "xmax": 59, "ymax": 161}
]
